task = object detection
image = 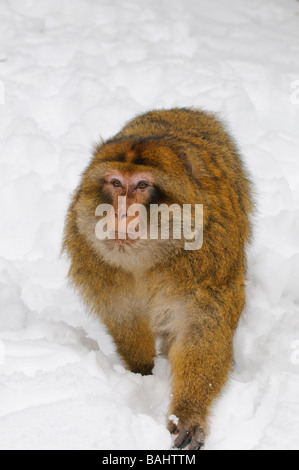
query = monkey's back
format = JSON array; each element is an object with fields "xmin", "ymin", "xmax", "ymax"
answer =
[
  {"xmin": 120, "ymin": 107, "xmax": 232, "ymax": 143},
  {"xmin": 119, "ymin": 107, "xmax": 253, "ymax": 227}
]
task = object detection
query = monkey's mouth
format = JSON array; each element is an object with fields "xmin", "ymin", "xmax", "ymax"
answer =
[{"xmin": 107, "ymin": 232, "xmax": 139, "ymax": 246}]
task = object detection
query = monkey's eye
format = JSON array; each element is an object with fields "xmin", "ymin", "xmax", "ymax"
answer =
[
  {"xmin": 112, "ymin": 180, "xmax": 122, "ymax": 188},
  {"xmin": 136, "ymin": 181, "xmax": 149, "ymax": 190}
]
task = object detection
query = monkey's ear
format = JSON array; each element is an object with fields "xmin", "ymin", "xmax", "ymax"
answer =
[
  {"xmin": 178, "ymin": 150, "xmax": 193, "ymax": 176},
  {"xmin": 177, "ymin": 144, "xmax": 206, "ymax": 180}
]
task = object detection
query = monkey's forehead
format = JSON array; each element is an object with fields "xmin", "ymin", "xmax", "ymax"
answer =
[{"xmin": 93, "ymin": 135, "xmax": 181, "ymax": 168}]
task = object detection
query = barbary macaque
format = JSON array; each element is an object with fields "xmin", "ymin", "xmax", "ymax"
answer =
[{"xmin": 63, "ymin": 108, "xmax": 253, "ymax": 450}]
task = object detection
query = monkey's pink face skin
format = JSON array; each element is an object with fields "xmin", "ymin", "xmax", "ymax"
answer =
[
  {"xmin": 103, "ymin": 170, "xmax": 154, "ymax": 198},
  {"xmin": 102, "ymin": 171, "xmax": 154, "ymax": 244}
]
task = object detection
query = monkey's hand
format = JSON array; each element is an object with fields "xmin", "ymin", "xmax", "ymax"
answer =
[{"xmin": 167, "ymin": 418, "xmax": 205, "ymax": 450}]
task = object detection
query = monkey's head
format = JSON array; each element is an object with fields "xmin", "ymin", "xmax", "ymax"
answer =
[{"xmin": 69, "ymin": 136, "xmax": 203, "ymax": 272}]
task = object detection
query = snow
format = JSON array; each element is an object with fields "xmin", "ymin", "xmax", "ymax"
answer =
[{"xmin": 0, "ymin": 0, "xmax": 299, "ymax": 450}]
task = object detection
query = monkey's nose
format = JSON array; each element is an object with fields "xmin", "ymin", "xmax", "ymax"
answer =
[
  {"xmin": 116, "ymin": 213, "xmax": 127, "ymax": 220},
  {"xmin": 116, "ymin": 213, "xmax": 137, "ymax": 224}
]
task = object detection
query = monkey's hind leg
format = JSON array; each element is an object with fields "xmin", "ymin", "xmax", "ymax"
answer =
[
  {"xmin": 167, "ymin": 315, "xmax": 233, "ymax": 450},
  {"xmin": 106, "ymin": 316, "xmax": 156, "ymax": 376}
]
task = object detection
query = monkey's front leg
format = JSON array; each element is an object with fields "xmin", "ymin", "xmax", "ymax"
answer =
[
  {"xmin": 106, "ymin": 316, "xmax": 156, "ymax": 376},
  {"xmin": 168, "ymin": 317, "xmax": 233, "ymax": 450}
]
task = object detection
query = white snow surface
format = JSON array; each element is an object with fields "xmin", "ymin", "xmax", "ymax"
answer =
[{"xmin": 0, "ymin": 0, "xmax": 299, "ymax": 450}]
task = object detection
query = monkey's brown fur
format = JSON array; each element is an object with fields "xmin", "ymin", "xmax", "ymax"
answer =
[{"xmin": 63, "ymin": 108, "xmax": 253, "ymax": 449}]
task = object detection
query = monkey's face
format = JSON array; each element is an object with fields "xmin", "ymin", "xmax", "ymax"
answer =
[
  {"xmin": 74, "ymin": 138, "xmax": 200, "ymax": 272},
  {"xmin": 101, "ymin": 169, "xmax": 155, "ymax": 244}
]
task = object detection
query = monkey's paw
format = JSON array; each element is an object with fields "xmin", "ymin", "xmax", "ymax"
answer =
[{"xmin": 167, "ymin": 419, "xmax": 205, "ymax": 450}]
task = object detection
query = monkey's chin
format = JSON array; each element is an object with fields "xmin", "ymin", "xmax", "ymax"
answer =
[
  {"xmin": 90, "ymin": 236, "xmax": 181, "ymax": 273},
  {"xmin": 76, "ymin": 216, "xmax": 182, "ymax": 272},
  {"xmin": 101, "ymin": 236, "xmax": 145, "ymax": 255}
]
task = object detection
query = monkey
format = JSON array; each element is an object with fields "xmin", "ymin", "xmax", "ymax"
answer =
[{"xmin": 63, "ymin": 107, "xmax": 253, "ymax": 450}]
